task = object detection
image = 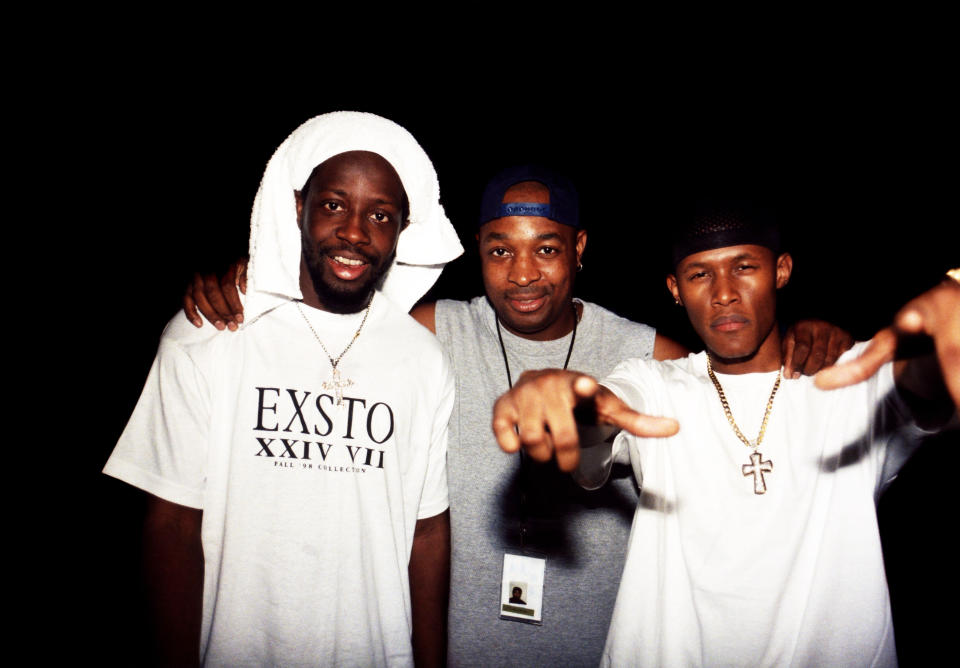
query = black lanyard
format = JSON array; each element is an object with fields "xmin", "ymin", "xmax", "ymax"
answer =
[
  {"xmin": 495, "ymin": 301, "xmax": 579, "ymax": 549},
  {"xmin": 495, "ymin": 302, "xmax": 579, "ymax": 389}
]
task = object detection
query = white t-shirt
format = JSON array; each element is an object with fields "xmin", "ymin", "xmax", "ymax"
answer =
[
  {"xmin": 104, "ymin": 295, "xmax": 454, "ymax": 667},
  {"xmin": 597, "ymin": 345, "xmax": 920, "ymax": 668}
]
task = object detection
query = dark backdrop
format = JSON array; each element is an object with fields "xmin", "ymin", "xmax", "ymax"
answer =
[{"xmin": 66, "ymin": 78, "xmax": 957, "ymax": 664}]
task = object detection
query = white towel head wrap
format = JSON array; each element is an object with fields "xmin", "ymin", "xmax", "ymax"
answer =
[{"xmin": 245, "ymin": 111, "xmax": 463, "ymax": 320}]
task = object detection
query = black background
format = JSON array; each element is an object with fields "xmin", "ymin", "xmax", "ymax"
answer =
[{"xmin": 49, "ymin": 51, "xmax": 957, "ymax": 664}]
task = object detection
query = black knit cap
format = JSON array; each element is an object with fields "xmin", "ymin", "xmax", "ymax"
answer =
[{"xmin": 671, "ymin": 200, "xmax": 780, "ymax": 268}]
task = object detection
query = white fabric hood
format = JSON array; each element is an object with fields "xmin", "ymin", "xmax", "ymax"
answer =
[{"xmin": 245, "ymin": 111, "xmax": 463, "ymax": 320}]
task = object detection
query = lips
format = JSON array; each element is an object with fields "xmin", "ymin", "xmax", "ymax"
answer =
[
  {"xmin": 711, "ymin": 314, "xmax": 750, "ymax": 332},
  {"xmin": 323, "ymin": 247, "xmax": 373, "ymax": 281},
  {"xmin": 505, "ymin": 291, "xmax": 549, "ymax": 313}
]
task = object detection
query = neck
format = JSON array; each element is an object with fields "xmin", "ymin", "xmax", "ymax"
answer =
[
  {"xmin": 708, "ymin": 325, "xmax": 782, "ymax": 374},
  {"xmin": 501, "ymin": 300, "xmax": 581, "ymax": 342}
]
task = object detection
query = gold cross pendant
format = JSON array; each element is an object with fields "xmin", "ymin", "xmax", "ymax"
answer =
[
  {"xmin": 322, "ymin": 367, "xmax": 355, "ymax": 406},
  {"xmin": 742, "ymin": 451, "xmax": 773, "ymax": 495}
]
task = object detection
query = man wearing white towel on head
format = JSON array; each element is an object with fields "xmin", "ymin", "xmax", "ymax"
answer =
[{"xmin": 103, "ymin": 112, "xmax": 463, "ymax": 667}]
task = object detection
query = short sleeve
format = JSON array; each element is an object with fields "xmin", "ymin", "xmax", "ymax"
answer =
[
  {"xmin": 416, "ymin": 354, "xmax": 455, "ymax": 519},
  {"xmin": 571, "ymin": 359, "xmax": 655, "ymax": 490},
  {"xmin": 102, "ymin": 334, "xmax": 211, "ymax": 509},
  {"xmin": 601, "ymin": 358, "xmax": 653, "ymax": 417}
]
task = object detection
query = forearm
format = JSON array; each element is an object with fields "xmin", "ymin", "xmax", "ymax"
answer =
[
  {"xmin": 143, "ymin": 495, "xmax": 204, "ymax": 668},
  {"xmin": 409, "ymin": 510, "xmax": 450, "ymax": 668}
]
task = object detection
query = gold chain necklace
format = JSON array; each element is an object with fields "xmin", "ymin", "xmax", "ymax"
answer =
[
  {"xmin": 296, "ymin": 297, "xmax": 373, "ymax": 406},
  {"xmin": 706, "ymin": 353, "xmax": 781, "ymax": 495}
]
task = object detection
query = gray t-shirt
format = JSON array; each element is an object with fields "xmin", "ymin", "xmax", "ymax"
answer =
[{"xmin": 435, "ymin": 296, "xmax": 656, "ymax": 667}]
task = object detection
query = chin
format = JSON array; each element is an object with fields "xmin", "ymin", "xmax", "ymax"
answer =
[
  {"xmin": 307, "ymin": 255, "xmax": 394, "ymax": 314},
  {"xmin": 707, "ymin": 344, "xmax": 761, "ymax": 364},
  {"xmin": 312, "ymin": 277, "xmax": 377, "ymax": 314},
  {"xmin": 501, "ymin": 314, "xmax": 547, "ymax": 335}
]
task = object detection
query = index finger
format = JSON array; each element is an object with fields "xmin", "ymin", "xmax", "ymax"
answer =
[
  {"xmin": 815, "ymin": 328, "xmax": 897, "ymax": 390},
  {"xmin": 594, "ymin": 386, "xmax": 679, "ymax": 438}
]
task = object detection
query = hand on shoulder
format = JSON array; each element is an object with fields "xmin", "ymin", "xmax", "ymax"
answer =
[{"xmin": 183, "ymin": 259, "xmax": 248, "ymax": 331}]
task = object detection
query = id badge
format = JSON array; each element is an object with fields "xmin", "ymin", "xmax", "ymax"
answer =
[{"xmin": 500, "ymin": 552, "xmax": 545, "ymax": 625}]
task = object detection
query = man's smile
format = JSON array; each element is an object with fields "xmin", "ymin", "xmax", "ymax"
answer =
[
  {"xmin": 325, "ymin": 249, "xmax": 372, "ymax": 281},
  {"xmin": 506, "ymin": 291, "xmax": 549, "ymax": 313}
]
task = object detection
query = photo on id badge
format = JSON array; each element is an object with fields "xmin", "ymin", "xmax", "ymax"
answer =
[{"xmin": 501, "ymin": 553, "xmax": 545, "ymax": 624}]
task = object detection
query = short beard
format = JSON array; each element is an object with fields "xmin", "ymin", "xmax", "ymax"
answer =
[{"xmin": 301, "ymin": 235, "xmax": 394, "ymax": 314}]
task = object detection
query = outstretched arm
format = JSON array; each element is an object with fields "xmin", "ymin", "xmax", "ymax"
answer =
[
  {"xmin": 409, "ymin": 510, "xmax": 450, "ymax": 668},
  {"xmin": 183, "ymin": 258, "xmax": 248, "ymax": 330},
  {"xmin": 816, "ymin": 277, "xmax": 960, "ymax": 413},
  {"xmin": 492, "ymin": 369, "xmax": 679, "ymax": 472},
  {"xmin": 143, "ymin": 495, "xmax": 203, "ymax": 668}
]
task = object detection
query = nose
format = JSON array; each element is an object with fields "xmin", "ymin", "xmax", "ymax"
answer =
[
  {"xmin": 336, "ymin": 210, "xmax": 370, "ymax": 246},
  {"xmin": 508, "ymin": 253, "xmax": 541, "ymax": 286},
  {"xmin": 711, "ymin": 273, "xmax": 739, "ymax": 306}
]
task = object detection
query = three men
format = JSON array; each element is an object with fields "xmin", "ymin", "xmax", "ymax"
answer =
[
  {"xmin": 492, "ymin": 206, "xmax": 958, "ymax": 665},
  {"xmin": 105, "ymin": 112, "xmax": 462, "ymax": 666},
  {"xmin": 185, "ymin": 166, "xmax": 851, "ymax": 665}
]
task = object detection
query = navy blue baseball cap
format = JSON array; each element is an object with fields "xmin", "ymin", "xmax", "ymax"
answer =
[{"xmin": 479, "ymin": 165, "xmax": 581, "ymax": 229}]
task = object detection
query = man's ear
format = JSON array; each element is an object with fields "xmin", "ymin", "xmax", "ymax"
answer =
[
  {"xmin": 775, "ymin": 252, "xmax": 793, "ymax": 289},
  {"xmin": 666, "ymin": 274, "xmax": 681, "ymax": 305},
  {"xmin": 294, "ymin": 190, "xmax": 304, "ymax": 228},
  {"xmin": 575, "ymin": 230, "xmax": 588, "ymax": 265}
]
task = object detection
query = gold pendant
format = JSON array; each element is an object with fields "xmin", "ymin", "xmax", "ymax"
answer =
[{"xmin": 742, "ymin": 451, "xmax": 773, "ymax": 495}]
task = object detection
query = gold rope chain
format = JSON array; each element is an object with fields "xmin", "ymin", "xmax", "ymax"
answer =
[{"xmin": 706, "ymin": 354, "xmax": 782, "ymax": 449}]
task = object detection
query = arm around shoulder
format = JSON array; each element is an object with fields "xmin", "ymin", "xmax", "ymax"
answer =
[
  {"xmin": 410, "ymin": 302, "xmax": 437, "ymax": 334},
  {"xmin": 653, "ymin": 334, "xmax": 691, "ymax": 361}
]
